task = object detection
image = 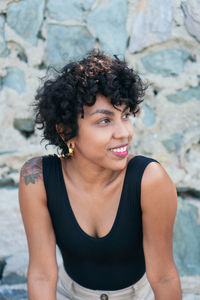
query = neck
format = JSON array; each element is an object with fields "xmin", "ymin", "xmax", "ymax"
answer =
[{"xmin": 61, "ymin": 155, "xmax": 123, "ymax": 193}]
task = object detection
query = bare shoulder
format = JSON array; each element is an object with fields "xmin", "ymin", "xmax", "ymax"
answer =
[
  {"xmin": 142, "ymin": 159, "xmax": 174, "ymax": 186},
  {"xmin": 19, "ymin": 156, "xmax": 46, "ymax": 203},
  {"xmin": 20, "ymin": 156, "xmax": 43, "ymax": 186},
  {"xmin": 141, "ymin": 159, "xmax": 177, "ymax": 212}
]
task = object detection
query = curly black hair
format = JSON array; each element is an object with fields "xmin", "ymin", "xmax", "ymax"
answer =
[{"xmin": 34, "ymin": 50, "xmax": 148, "ymax": 156}]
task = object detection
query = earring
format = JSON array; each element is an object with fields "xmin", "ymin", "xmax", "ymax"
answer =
[{"xmin": 68, "ymin": 143, "xmax": 74, "ymax": 157}]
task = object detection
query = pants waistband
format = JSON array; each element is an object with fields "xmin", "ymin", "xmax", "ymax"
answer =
[{"xmin": 58, "ymin": 264, "xmax": 150, "ymax": 299}]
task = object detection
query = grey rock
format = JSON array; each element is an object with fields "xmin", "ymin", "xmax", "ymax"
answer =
[
  {"xmin": 0, "ymin": 293, "xmax": 6, "ymax": 300},
  {"xmin": 47, "ymin": 0, "xmax": 83, "ymax": 22},
  {"xmin": 0, "ymin": 16, "xmax": 9, "ymax": 57},
  {"xmin": 7, "ymin": 0, "xmax": 45, "ymax": 46},
  {"xmin": 162, "ymin": 134, "xmax": 184, "ymax": 152},
  {"xmin": 0, "ymin": 258, "xmax": 6, "ymax": 280},
  {"xmin": 17, "ymin": 48, "xmax": 28, "ymax": 63},
  {"xmin": 177, "ymin": 187, "xmax": 200, "ymax": 198},
  {"xmin": 0, "ymin": 178, "xmax": 15, "ymax": 188},
  {"xmin": 3, "ymin": 68, "xmax": 26, "ymax": 94},
  {"xmin": 0, "ymin": 78, "xmax": 3, "ymax": 91},
  {"xmin": 142, "ymin": 104, "xmax": 156, "ymax": 127},
  {"xmin": 182, "ymin": 0, "xmax": 200, "ymax": 41},
  {"xmin": 45, "ymin": 25, "xmax": 95, "ymax": 68},
  {"xmin": 13, "ymin": 118, "xmax": 35, "ymax": 137},
  {"xmin": 81, "ymin": 0, "xmax": 96, "ymax": 10},
  {"xmin": 0, "ymin": 150, "xmax": 18, "ymax": 156},
  {"xmin": 141, "ymin": 49, "xmax": 191, "ymax": 77},
  {"xmin": 173, "ymin": 197, "xmax": 200, "ymax": 275},
  {"xmin": 167, "ymin": 85, "xmax": 200, "ymax": 104},
  {"xmin": 87, "ymin": 0, "xmax": 128, "ymax": 55},
  {"xmin": 183, "ymin": 295, "xmax": 200, "ymax": 300},
  {"xmin": 0, "ymin": 289, "xmax": 27, "ymax": 300},
  {"xmin": 129, "ymin": 0, "xmax": 173, "ymax": 53},
  {"xmin": 1, "ymin": 273, "xmax": 26, "ymax": 285}
]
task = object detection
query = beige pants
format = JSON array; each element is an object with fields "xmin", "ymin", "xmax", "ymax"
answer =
[{"xmin": 57, "ymin": 264, "xmax": 155, "ymax": 300}]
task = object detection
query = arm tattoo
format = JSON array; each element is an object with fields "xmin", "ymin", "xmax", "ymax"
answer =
[{"xmin": 21, "ymin": 157, "xmax": 43, "ymax": 185}]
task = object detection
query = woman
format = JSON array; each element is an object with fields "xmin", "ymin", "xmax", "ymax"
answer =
[{"xmin": 19, "ymin": 51, "xmax": 182, "ymax": 300}]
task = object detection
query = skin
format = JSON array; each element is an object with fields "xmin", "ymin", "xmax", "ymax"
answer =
[
  {"xmin": 19, "ymin": 157, "xmax": 58, "ymax": 300},
  {"xmin": 20, "ymin": 158, "xmax": 43, "ymax": 185},
  {"xmin": 19, "ymin": 94, "xmax": 181, "ymax": 299}
]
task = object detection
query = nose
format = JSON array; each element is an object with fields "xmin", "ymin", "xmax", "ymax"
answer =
[{"xmin": 112, "ymin": 120, "xmax": 130, "ymax": 139}]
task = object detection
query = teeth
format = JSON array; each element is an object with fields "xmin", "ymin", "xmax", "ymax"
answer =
[{"xmin": 111, "ymin": 146, "xmax": 127, "ymax": 152}]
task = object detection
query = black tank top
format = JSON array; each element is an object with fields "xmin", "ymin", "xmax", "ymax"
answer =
[{"xmin": 42, "ymin": 154, "xmax": 160, "ymax": 290}]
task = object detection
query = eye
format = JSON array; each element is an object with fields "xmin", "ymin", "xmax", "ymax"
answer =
[
  {"xmin": 98, "ymin": 118, "xmax": 111, "ymax": 124},
  {"xmin": 122, "ymin": 113, "xmax": 131, "ymax": 119}
]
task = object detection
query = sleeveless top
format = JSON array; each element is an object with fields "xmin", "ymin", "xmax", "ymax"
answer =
[{"xmin": 42, "ymin": 154, "xmax": 160, "ymax": 290}]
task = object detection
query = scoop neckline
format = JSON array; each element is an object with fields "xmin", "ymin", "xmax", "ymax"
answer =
[{"xmin": 57, "ymin": 155, "xmax": 137, "ymax": 241}]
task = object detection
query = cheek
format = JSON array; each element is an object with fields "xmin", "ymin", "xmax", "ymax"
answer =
[
  {"xmin": 89, "ymin": 130, "xmax": 111, "ymax": 148},
  {"xmin": 76, "ymin": 126, "xmax": 110, "ymax": 149}
]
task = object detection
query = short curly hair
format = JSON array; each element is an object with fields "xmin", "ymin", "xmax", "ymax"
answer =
[{"xmin": 34, "ymin": 50, "xmax": 147, "ymax": 156}]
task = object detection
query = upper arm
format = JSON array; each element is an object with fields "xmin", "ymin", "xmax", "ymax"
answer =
[
  {"xmin": 141, "ymin": 161, "xmax": 179, "ymax": 283},
  {"xmin": 19, "ymin": 157, "xmax": 58, "ymax": 281}
]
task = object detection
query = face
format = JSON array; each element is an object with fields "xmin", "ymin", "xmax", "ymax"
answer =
[{"xmin": 73, "ymin": 94, "xmax": 134, "ymax": 170}]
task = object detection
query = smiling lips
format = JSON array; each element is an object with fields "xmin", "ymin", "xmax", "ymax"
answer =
[
  {"xmin": 110, "ymin": 145, "xmax": 128, "ymax": 157},
  {"xmin": 110, "ymin": 146, "xmax": 127, "ymax": 153}
]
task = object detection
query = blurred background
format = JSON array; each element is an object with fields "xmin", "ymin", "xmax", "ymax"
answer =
[{"xmin": 0, "ymin": 0, "xmax": 200, "ymax": 299}]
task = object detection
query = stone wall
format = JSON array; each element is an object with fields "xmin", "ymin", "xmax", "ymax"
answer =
[{"xmin": 0, "ymin": 0, "xmax": 200, "ymax": 299}]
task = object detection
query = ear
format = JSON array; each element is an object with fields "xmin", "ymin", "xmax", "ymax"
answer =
[
  {"xmin": 56, "ymin": 124, "xmax": 76, "ymax": 146},
  {"xmin": 56, "ymin": 124, "xmax": 61, "ymax": 133},
  {"xmin": 56, "ymin": 124, "xmax": 65, "ymax": 141}
]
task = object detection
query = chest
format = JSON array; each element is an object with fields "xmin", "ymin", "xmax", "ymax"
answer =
[{"xmin": 64, "ymin": 177, "xmax": 125, "ymax": 238}]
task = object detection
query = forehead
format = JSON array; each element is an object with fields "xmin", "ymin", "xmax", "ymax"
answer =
[{"xmin": 83, "ymin": 94, "xmax": 127, "ymax": 116}]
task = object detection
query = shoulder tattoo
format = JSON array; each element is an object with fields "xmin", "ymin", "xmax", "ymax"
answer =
[{"xmin": 21, "ymin": 157, "xmax": 43, "ymax": 185}]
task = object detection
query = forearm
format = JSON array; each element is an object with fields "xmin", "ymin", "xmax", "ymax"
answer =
[
  {"xmin": 28, "ymin": 278, "xmax": 57, "ymax": 300},
  {"xmin": 151, "ymin": 276, "xmax": 182, "ymax": 300}
]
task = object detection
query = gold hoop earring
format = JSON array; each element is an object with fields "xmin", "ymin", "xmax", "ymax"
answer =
[{"xmin": 68, "ymin": 143, "xmax": 74, "ymax": 157}]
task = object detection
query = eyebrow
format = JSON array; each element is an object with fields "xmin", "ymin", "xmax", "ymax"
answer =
[{"xmin": 89, "ymin": 107, "xmax": 129, "ymax": 116}]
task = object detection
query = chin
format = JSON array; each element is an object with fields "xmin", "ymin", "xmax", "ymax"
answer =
[{"xmin": 108, "ymin": 157, "xmax": 128, "ymax": 170}]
